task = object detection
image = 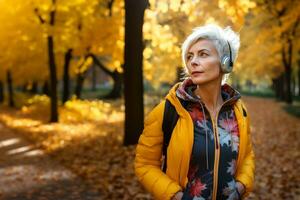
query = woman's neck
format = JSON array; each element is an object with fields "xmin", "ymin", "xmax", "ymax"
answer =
[{"xmin": 194, "ymin": 80, "xmax": 224, "ymax": 118}]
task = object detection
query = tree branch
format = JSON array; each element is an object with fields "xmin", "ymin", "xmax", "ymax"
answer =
[
  {"xmin": 107, "ymin": 0, "xmax": 115, "ymax": 16},
  {"xmin": 34, "ymin": 8, "xmax": 46, "ymax": 24},
  {"xmin": 88, "ymin": 53, "xmax": 114, "ymax": 76}
]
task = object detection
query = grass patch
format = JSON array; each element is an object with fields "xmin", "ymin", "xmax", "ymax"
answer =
[
  {"xmin": 240, "ymin": 89, "xmax": 275, "ymax": 98},
  {"xmin": 283, "ymin": 104, "xmax": 300, "ymax": 118},
  {"xmin": 238, "ymin": 88, "xmax": 300, "ymax": 117},
  {"xmin": 81, "ymin": 87, "xmax": 112, "ymax": 99}
]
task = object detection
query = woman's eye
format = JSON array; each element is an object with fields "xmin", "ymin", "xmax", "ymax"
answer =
[
  {"xmin": 187, "ymin": 55, "xmax": 193, "ymax": 60},
  {"xmin": 200, "ymin": 52, "xmax": 208, "ymax": 57}
]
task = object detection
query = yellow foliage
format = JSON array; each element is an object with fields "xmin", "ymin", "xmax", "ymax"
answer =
[
  {"xmin": 62, "ymin": 98, "xmax": 123, "ymax": 123},
  {"xmin": 1, "ymin": 0, "xmax": 296, "ymax": 89},
  {"xmin": 237, "ymin": 0, "xmax": 300, "ymax": 83},
  {"xmin": 143, "ymin": 0, "xmax": 252, "ymax": 86},
  {"xmin": 0, "ymin": 0, "xmax": 124, "ymax": 84}
]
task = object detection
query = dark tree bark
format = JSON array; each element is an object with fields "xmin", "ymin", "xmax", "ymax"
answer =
[
  {"xmin": 43, "ymin": 81, "xmax": 49, "ymax": 96},
  {"xmin": 74, "ymin": 55, "xmax": 89, "ymax": 99},
  {"xmin": 107, "ymin": 0, "xmax": 115, "ymax": 16},
  {"xmin": 6, "ymin": 70, "xmax": 15, "ymax": 107},
  {"xmin": 272, "ymin": 76, "xmax": 283, "ymax": 101},
  {"xmin": 123, "ymin": 0, "xmax": 148, "ymax": 146},
  {"xmin": 47, "ymin": 0, "xmax": 58, "ymax": 122},
  {"xmin": 35, "ymin": 0, "xmax": 58, "ymax": 122},
  {"xmin": 91, "ymin": 65, "xmax": 97, "ymax": 91},
  {"xmin": 29, "ymin": 81, "xmax": 38, "ymax": 94},
  {"xmin": 298, "ymin": 66, "xmax": 300, "ymax": 97},
  {"xmin": 291, "ymin": 74, "xmax": 296, "ymax": 96},
  {"xmin": 280, "ymin": 75, "xmax": 285, "ymax": 100},
  {"xmin": 62, "ymin": 48, "xmax": 73, "ymax": 104},
  {"xmin": 108, "ymin": 70, "xmax": 123, "ymax": 99},
  {"xmin": 0, "ymin": 81, "xmax": 4, "ymax": 103},
  {"xmin": 272, "ymin": 78, "xmax": 279, "ymax": 99},
  {"xmin": 22, "ymin": 82, "xmax": 28, "ymax": 92},
  {"xmin": 282, "ymin": 39, "xmax": 293, "ymax": 104},
  {"xmin": 298, "ymin": 52, "xmax": 300, "ymax": 96},
  {"xmin": 74, "ymin": 72, "xmax": 86, "ymax": 99},
  {"xmin": 47, "ymin": 37, "xmax": 58, "ymax": 121}
]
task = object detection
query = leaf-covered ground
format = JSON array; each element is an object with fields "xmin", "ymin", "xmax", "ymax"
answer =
[
  {"xmin": 0, "ymin": 95, "xmax": 299, "ymax": 199},
  {"xmin": 0, "ymin": 123, "xmax": 101, "ymax": 200}
]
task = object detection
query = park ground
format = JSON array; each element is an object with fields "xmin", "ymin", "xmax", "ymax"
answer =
[{"xmin": 0, "ymin": 95, "xmax": 299, "ymax": 200}]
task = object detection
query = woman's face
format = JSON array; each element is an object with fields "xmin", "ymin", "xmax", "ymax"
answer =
[{"xmin": 186, "ymin": 39, "xmax": 222, "ymax": 85}]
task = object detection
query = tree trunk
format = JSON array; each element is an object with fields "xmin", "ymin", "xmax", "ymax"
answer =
[
  {"xmin": 279, "ymin": 74, "xmax": 285, "ymax": 101},
  {"xmin": 291, "ymin": 74, "xmax": 296, "ymax": 96},
  {"xmin": 22, "ymin": 82, "xmax": 28, "ymax": 92},
  {"xmin": 0, "ymin": 81, "xmax": 4, "ymax": 103},
  {"xmin": 47, "ymin": 0, "xmax": 58, "ymax": 122},
  {"xmin": 73, "ymin": 55, "xmax": 90, "ymax": 99},
  {"xmin": 284, "ymin": 67, "xmax": 292, "ymax": 103},
  {"xmin": 91, "ymin": 65, "xmax": 97, "ymax": 91},
  {"xmin": 281, "ymin": 15, "xmax": 299, "ymax": 103},
  {"xmin": 74, "ymin": 72, "xmax": 86, "ymax": 99},
  {"xmin": 298, "ymin": 57, "xmax": 300, "ymax": 96},
  {"xmin": 264, "ymin": 0, "xmax": 299, "ymax": 102},
  {"xmin": 272, "ymin": 78, "xmax": 279, "ymax": 99},
  {"xmin": 90, "ymin": 54, "xmax": 122, "ymax": 99},
  {"xmin": 6, "ymin": 70, "xmax": 15, "ymax": 107},
  {"xmin": 281, "ymin": 42, "xmax": 293, "ymax": 104},
  {"xmin": 123, "ymin": 0, "xmax": 148, "ymax": 146},
  {"xmin": 273, "ymin": 75, "xmax": 285, "ymax": 101},
  {"xmin": 104, "ymin": 70, "xmax": 122, "ymax": 99},
  {"xmin": 43, "ymin": 81, "xmax": 49, "ymax": 96},
  {"xmin": 29, "ymin": 81, "xmax": 38, "ymax": 94},
  {"xmin": 47, "ymin": 35, "xmax": 58, "ymax": 122},
  {"xmin": 107, "ymin": 0, "xmax": 115, "ymax": 16},
  {"xmin": 62, "ymin": 48, "xmax": 73, "ymax": 104}
]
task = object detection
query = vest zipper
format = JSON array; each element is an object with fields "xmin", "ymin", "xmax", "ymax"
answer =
[
  {"xmin": 209, "ymin": 100, "xmax": 230, "ymax": 200},
  {"xmin": 211, "ymin": 113, "xmax": 220, "ymax": 200}
]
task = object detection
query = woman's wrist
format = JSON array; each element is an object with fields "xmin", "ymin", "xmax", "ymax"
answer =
[
  {"xmin": 236, "ymin": 181, "xmax": 245, "ymax": 197},
  {"xmin": 171, "ymin": 191, "xmax": 183, "ymax": 200},
  {"xmin": 235, "ymin": 187, "xmax": 241, "ymax": 199}
]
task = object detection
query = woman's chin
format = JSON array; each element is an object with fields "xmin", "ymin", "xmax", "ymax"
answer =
[
  {"xmin": 191, "ymin": 77, "xmax": 207, "ymax": 85},
  {"xmin": 191, "ymin": 75, "xmax": 221, "ymax": 86}
]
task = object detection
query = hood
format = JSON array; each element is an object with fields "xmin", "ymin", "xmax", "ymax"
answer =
[
  {"xmin": 165, "ymin": 78, "xmax": 243, "ymax": 118},
  {"xmin": 175, "ymin": 78, "xmax": 241, "ymax": 106}
]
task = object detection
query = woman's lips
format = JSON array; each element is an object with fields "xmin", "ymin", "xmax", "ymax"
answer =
[{"xmin": 192, "ymin": 71, "xmax": 204, "ymax": 76}]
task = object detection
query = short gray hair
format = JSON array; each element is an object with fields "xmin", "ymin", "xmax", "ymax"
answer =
[{"xmin": 181, "ymin": 24, "xmax": 240, "ymax": 76}]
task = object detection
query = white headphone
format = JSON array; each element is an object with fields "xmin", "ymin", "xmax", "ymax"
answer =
[{"xmin": 220, "ymin": 41, "xmax": 233, "ymax": 74}]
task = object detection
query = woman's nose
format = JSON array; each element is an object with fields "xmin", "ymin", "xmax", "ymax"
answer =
[{"xmin": 191, "ymin": 57, "xmax": 199, "ymax": 67}]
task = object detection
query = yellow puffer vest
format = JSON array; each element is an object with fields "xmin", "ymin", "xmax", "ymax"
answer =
[{"xmin": 135, "ymin": 83, "xmax": 255, "ymax": 200}]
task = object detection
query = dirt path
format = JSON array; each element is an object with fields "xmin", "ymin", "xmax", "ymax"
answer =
[
  {"xmin": 0, "ymin": 123, "xmax": 102, "ymax": 200},
  {"xmin": 243, "ymin": 97, "xmax": 300, "ymax": 200},
  {"xmin": 0, "ymin": 96, "xmax": 299, "ymax": 200}
]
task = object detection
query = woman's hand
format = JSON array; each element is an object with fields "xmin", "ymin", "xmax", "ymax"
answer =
[
  {"xmin": 171, "ymin": 191, "xmax": 183, "ymax": 200},
  {"xmin": 236, "ymin": 181, "xmax": 245, "ymax": 198}
]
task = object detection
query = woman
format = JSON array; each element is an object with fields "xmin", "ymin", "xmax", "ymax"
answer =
[{"xmin": 135, "ymin": 24, "xmax": 255, "ymax": 200}]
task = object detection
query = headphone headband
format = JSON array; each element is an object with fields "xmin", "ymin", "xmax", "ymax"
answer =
[{"xmin": 226, "ymin": 40, "xmax": 233, "ymax": 67}]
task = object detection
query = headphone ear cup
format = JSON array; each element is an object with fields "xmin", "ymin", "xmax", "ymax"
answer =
[{"xmin": 221, "ymin": 55, "xmax": 233, "ymax": 74}]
